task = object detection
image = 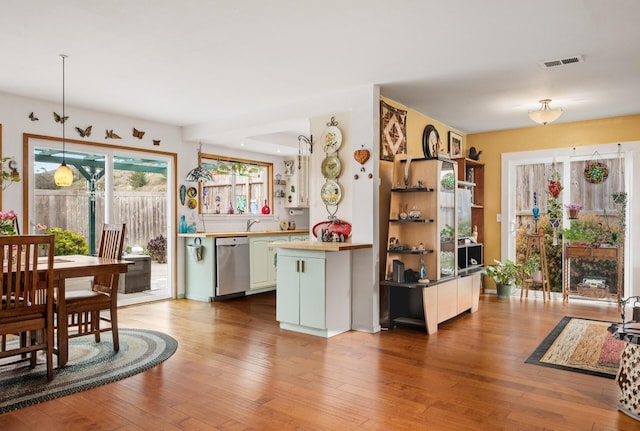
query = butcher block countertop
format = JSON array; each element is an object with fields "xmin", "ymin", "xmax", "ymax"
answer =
[
  {"xmin": 178, "ymin": 230, "xmax": 309, "ymax": 238},
  {"xmin": 270, "ymin": 240, "xmax": 372, "ymax": 252}
]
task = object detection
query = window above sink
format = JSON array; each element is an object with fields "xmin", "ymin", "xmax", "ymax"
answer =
[{"xmin": 198, "ymin": 153, "xmax": 273, "ymax": 215}]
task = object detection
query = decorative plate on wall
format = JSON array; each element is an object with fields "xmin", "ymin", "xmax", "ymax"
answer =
[
  {"xmin": 320, "ymin": 179, "xmax": 342, "ymax": 206},
  {"xmin": 322, "ymin": 126, "xmax": 342, "ymax": 153},
  {"xmin": 321, "ymin": 155, "xmax": 341, "ymax": 179}
]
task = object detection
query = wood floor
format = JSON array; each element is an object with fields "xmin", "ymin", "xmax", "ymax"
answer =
[{"xmin": 1, "ymin": 292, "xmax": 637, "ymax": 430}]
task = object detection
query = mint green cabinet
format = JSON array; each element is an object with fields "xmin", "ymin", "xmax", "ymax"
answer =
[
  {"xmin": 249, "ymin": 235, "xmax": 282, "ymax": 291},
  {"xmin": 276, "ymin": 248, "xmax": 351, "ymax": 337},
  {"xmin": 184, "ymin": 237, "xmax": 215, "ymax": 302}
]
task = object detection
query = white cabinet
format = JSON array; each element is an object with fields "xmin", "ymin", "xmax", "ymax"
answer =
[
  {"xmin": 284, "ymin": 156, "xmax": 309, "ymax": 208},
  {"xmin": 249, "ymin": 235, "xmax": 282, "ymax": 292},
  {"xmin": 276, "ymin": 248, "xmax": 351, "ymax": 337}
]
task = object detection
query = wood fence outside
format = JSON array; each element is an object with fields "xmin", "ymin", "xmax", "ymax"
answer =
[{"xmin": 34, "ymin": 191, "xmax": 167, "ymax": 251}]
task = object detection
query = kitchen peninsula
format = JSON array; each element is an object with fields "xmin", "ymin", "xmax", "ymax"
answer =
[{"xmin": 272, "ymin": 240, "xmax": 373, "ymax": 338}]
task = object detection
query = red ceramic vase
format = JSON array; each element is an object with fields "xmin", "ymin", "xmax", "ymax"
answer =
[{"xmin": 261, "ymin": 200, "xmax": 271, "ymax": 214}]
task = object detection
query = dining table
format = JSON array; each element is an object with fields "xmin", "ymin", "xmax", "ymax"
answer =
[{"xmin": 40, "ymin": 254, "xmax": 130, "ymax": 367}]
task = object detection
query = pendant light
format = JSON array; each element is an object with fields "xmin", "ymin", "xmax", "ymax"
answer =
[
  {"xmin": 54, "ymin": 54, "xmax": 73, "ymax": 186},
  {"xmin": 528, "ymin": 99, "xmax": 563, "ymax": 125},
  {"xmin": 185, "ymin": 142, "xmax": 214, "ymax": 182}
]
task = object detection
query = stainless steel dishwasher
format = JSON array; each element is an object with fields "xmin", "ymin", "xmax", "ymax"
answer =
[{"xmin": 215, "ymin": 236, "xmax": 250, "ymax": 300}]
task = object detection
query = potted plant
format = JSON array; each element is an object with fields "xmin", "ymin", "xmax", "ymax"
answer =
[
  {"xmin": 147, "ymin": 234, "xmax": 167, "ymax": 263},
  {"xmin": 485, "ymin": 259, "xmax": 522, "ymax": 299},
  {"xmin": 522, "ymin": 254, "xmax": 542, "ymax": 283},
  {"xmin": 546, "ymin": 168, "xmax": 563, "ymax": 227},
  {"xmin": 564, "ymin": 203, "xmax": 584, "ymax": 219}
]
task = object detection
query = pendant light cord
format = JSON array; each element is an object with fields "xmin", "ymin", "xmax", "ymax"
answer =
[{"xmin": 61, "ymin": 54, "xmax": 67, "ymax": 164}]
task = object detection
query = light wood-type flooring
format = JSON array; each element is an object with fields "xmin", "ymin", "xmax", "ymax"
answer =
[{"xmin": 0, "ymin": 292, "xmax": 637, "ymax": 430}]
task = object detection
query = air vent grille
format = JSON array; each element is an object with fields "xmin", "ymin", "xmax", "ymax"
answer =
[{"xmin": 540, "ymin": 55, "xmax": 584, "ymax": 68}]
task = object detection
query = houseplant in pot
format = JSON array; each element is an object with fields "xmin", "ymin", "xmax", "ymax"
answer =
[
  {"xmin": 485, "ymin": 259, "xmax": 522, "ymax": 299},
  {"xmin": 522, "ymin": 254, "xmax": 542, "ymax": 284}
]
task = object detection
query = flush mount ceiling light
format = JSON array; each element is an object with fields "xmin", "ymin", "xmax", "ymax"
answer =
[
  {"xmin": 185, "ymin": 142, "xmax": 214, "ymax": 182},
  {"xmin": 528, "ymin": 99, "xmax": 563, "ymax": 125},
  {"xmin": 54, "ymin": 54, "xmax": 74, "ymax": 186}
]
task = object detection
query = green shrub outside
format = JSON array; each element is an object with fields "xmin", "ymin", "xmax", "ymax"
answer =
[{"xmin": 45, "ymin": 227, "xmax": 89, "ymax": 256}]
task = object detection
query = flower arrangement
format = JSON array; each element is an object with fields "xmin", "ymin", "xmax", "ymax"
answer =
[
  {"xmin": 546, "ymin": 168, "xmax": 563, "ymax": 220},
  {"xmin": 0, "ymin": 210, "xmax": 18, "ymax": 235}
]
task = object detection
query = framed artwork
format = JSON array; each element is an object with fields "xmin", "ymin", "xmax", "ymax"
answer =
[
  {"xmin": 449, "ymin": 131, "xmax": 463, "ymax": 159},
  {"xmin": 380, "ymin": 101, "xmax": 407, "ymax": 161}
]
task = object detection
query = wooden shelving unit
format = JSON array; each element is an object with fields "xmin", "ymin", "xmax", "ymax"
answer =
[
  {"xmin": 381, "ymin": 157, "xmax": 481, "ymax": 334},
  {"xmin": 456, "ymin": 158, "xmax": 484, "ymax": 244}
]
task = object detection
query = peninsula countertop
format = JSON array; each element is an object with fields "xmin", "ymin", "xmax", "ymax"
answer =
[{"xmin": 270, "ymin": 240, "xmax": 372, "ymax": 252}]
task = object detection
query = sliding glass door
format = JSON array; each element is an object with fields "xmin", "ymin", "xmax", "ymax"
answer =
[{"xmin": 28, "ymin": 136, "xmax": 175, "ymax": 305}]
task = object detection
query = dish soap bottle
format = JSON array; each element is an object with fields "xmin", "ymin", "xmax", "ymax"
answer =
[{"xmin": 179, "ymin": 215, "xmax": 187, "ymax": 234}]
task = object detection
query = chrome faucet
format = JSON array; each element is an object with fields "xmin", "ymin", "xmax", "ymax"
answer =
[{"xmin": 246, "ymin": 218, "xmax": 260, "ymax": 232}]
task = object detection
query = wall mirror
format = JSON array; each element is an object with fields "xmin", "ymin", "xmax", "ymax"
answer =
[{"xmin": 198, "ymin": 153, "xmax": 273, "ymax": 215}]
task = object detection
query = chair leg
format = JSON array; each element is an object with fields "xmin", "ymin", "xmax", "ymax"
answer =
[
  {"xmin": 93, "ymin": 311, "xmax": 101, "ymax": 343},
  {"xmin": 29, "ymin": 331, "xmax": 37, "ymax": 369},
  {"xmin": 111, "ymin": 307, "xmax": 119, "ymax": 352}
]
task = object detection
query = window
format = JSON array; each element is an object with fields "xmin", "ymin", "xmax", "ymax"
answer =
[{"xmin": 198, "ymin": 153, "xmax": 273, "ymax": 215}]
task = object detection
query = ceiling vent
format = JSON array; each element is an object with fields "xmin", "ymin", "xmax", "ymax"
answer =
[{"xmin": 539, "ymin": 54, "xmax": 584, "ymax": 68}]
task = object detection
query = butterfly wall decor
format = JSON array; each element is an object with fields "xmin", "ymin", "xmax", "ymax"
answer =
[
  {"xmin": 132, "ymin": 128, "xmax": 145, "ymax": 139},
  {"xmin": 105, "ymin": 129, "xmax": 121, "ymax": 139},
  {"xmin": 53, "ymin": 112, "xmax": 69, "ymax": 124},
  {"xmin": 153, "ymin": 139, "xmax": 160, "ymax": 146},
  {"xmin": 75, "ymin": 125, "xmax": 92, "ymax": 138},
  {"xmin": 28, "ymin": 112, "xmax": 39, "ymax": 121}
]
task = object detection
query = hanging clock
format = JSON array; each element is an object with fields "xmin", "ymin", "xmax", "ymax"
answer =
[{"xmin": 422, "ymin": 125, "xmax": 440, "ymax": 159}]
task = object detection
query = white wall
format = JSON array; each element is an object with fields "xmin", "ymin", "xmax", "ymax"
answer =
[{"xmin": 1, "ymin": 85, "xmax": 382, "ymax": 330}]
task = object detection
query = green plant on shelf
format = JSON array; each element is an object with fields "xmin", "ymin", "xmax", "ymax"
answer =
[
  {"xmin": 440, "ymin": 224, "xmax": 455, "ymax": 241},
  {"xmin": 521, "ymin": 254, "xmax": 541, "ymax": 277}
]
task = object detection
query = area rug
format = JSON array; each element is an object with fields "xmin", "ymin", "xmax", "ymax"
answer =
[
  {"xmin": 525, "ymin": 316, "xmax": 625, "ymax": 379},
  {"xmin": 0, "ymin": 328, "xmax": 178, "ymax": 414}
]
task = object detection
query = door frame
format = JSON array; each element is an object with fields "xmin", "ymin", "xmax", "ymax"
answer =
[
  {"xmin": 500, "ymin": 141, "xmax": 637, "ymax": 297},
  {"xmin": 23, "ymin": 133, "xmax": 178, "ymax": 300}
]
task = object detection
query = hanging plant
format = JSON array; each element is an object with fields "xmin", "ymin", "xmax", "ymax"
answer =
[{"xmin": 583, "ymin": 161, "xmax": 609, "ymax": 184}]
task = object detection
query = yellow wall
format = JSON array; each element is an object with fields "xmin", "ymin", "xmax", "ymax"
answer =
[
  {"xmin": 380, "ymin": 97, "xmax": 466, "ymax": 159},
  {"xmin": 467, "ymin": 114, "xmax": 640, "ymax": 263}
]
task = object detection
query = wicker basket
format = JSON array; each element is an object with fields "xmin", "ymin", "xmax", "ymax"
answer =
[{"xmin": 576, "ymin": 284, "xmax": 608, "ymax": 298}]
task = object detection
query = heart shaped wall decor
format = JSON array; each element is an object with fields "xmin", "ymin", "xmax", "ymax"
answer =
[{"xmin": 354, "ymin": 149, "xmax": 370, "ymax": 165}]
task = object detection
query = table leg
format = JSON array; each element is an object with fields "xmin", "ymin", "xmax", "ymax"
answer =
[{"xmin": 56, "ymin": 278, "xmax": 69, "ymax": 367}]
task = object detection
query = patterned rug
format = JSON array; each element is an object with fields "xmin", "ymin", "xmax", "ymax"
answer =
[
  {"xmin": 0, "ymin": 328, "xmax": 177, "ymax": 414},
  {"xmin": 525, "ymin": 316, "xmax": 625, "ymax": 379}
]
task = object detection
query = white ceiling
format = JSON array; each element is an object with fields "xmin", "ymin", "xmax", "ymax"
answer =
[{"xmin": 2, "ymin": 0, "xmax": 640, "ymax": 155}]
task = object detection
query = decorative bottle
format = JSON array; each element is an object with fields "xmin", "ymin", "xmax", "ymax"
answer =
[
  {"xmin": 420, "ymin": 259, "xmax": 427, "ymax": 280},
  {"xmin": 261, "ymin": 200, "xmax": 271, "ymax": 215},
  {"xmin": 179, "ymin": 215, "xmax": 187, "ymax": 234}
]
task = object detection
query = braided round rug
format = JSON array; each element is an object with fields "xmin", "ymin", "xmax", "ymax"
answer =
[{"xmin": 0, "ymin": 328, "xmax": 178, "ymax": 414}]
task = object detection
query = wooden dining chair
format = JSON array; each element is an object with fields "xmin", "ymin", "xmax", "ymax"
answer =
[
  {"xmin": 59, "ymin": 223, "xmax": 126, "ymax": 351},
  {"xmin": 0, "ymin": 234, "xmax": 55, "ymax": 380}
]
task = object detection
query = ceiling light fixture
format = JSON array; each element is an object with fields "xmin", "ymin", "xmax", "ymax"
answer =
[
  {"xmin": 54, "ymin": 54, "xmax": 73, "ymax": 186},
  {"xmin": 185, "ymin": 142, "xmax": 214, "ymax": 182},
  {"xmin": 528, "ymin": 99, "xmax": 563, "ymax": 125}
]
